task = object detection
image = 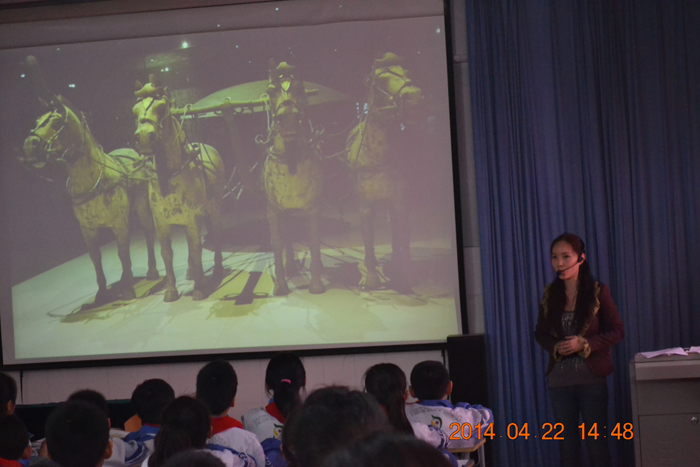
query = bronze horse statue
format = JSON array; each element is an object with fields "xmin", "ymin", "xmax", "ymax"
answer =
[
  {"xmin": 346, "ymin": 53, "xmax": 423, "ymax": 293},
  {"xmin": 132, "ymin": 77, "xmax": 225, "ymax": 302},
  {"xmin": 21, "ymin": 95, "xmax": 159, "ymax": 304},
  {"xmin": 258, "ymin": 62, "xmax": 325, "ymax": 295}
]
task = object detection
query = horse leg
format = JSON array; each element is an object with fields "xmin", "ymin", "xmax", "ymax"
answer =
[
  {"xmin": 186, "ymin": 257, "xmax": 194, "ymax": 281},
  {"xmin": 268, "ymin": 205, "xmax": 289, "ymax": 296},
  {"xmin": 135, "ymin": 191, "xmax": 159, "ymax": 280},
  {"xmin": 307, "ymin": 205, "xmax": 325, "ymax": 294},
  {"xmin": 81, "ymin": 226, "xmax": 109, "ymax": 304},
  {"xmin": 207, "ymin": 202, "xmax": 224, "ymax": 282},
  {"xmin": 389, "ymin": 199, "xmax": 412, "ymax": 294},
  {"xmin": 284, "ymin": 218, "xmax": 299, "ymax": 277},
  {"xmin": 113, "ymin": 221, "xmax": 136, "ymax": 300},
  {"xmin": 360, "ymin": 201, "xmax": 380, "ymax": 290},
  {"xmin": 156, "ymin": 223, "xmax": 179, "ymax": 302},
  {"xmin": 186, "ymin": 220, "xmax": 207, "ymax": 301}
]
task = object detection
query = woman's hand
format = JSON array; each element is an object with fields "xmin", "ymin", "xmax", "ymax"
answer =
[{"xmin": 557, "ymin": 336, "xmax": 584, "ymax": 355}]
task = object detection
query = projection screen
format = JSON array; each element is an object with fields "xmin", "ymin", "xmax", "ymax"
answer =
[{"xmin": 0, "ymin": 0, "xmax": 464, "ymax": 367}]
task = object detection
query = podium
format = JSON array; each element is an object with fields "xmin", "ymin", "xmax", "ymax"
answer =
[{"xmin": 629, "ymin": 353, "xmax": 700, "ymax": 466}]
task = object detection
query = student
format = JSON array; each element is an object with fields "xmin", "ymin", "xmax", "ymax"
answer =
[
  {"xmin": 405, "ymin": 361, "xmax": 493, "ymax": 449},
  {"xmin": 44, "ymin": 400, "xmax": 113, "ymax": 467},
  {"xmin": 105, "ymin": 379, "xmax": 175, "ymax": 467},
  {"xmin": 195, "ymin": 361, "xmax": 265, "ymax": 467},
  {"xmin": 320, "ymin": 432, "xmax": 453, "ymax": 467},
  {"xmin": 1, "ymin": 373, "xmax": 33, "ymax": 465},
  {"xmin": 0, "ymin": 373, "xmax": 17, "ymax": 415},
  {"xmin": 363, "ymin": 364, "xmax": 447, "ymax": 449},
  {"xmin": 281, "ymin": 386, "xmax": 388, "ymax": 467},
  {"xmin": 0, "ymin": 414, "xmax": 33, "ymax": 467},
  {"xmin": 161, "ymin": 451, "xmax": 225, "ymax": 467},
  {"xmin": 68, "ymin": 390, "xmax": 110, "ymax": 418},
  {"xmin": 242, "ymin": 352, "xmax": 305, "ymax": 467},
  {"xmin": 143, "ymin": 396, "xmax": 249, "ymax": 467}
]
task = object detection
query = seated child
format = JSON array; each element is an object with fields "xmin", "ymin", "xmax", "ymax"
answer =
[
  {"xmin": 0, "ymin": 414, "xmax": 32, "ymax": 467},
  {"xmin": 67, "ymin": 390, "xmax": 110, "ymax": 419},
  {"xmin": 162, "ymin": 451, "xmax": 225, "ymax": 467},
  {"xmin": 195, "ymin": 361, "xmax": 265, "ymax": 467},
  {"xmin": 281, "ymin": 386, "xmax": 389, "ymax": 467},
  {"xmin": 144, "ymin": 396, "xmax": 250, "ymax": 467},
  {"xmin": 320, "ymin": 432, "xmax": 454, "ymax": 467},
  {"xmin": 1, "ymin": 373, "xmax": 34, "ymax": 465},
  {"xmin": 363, "ymin": 364, "xmax": 448, "ymax": 451},
  {"xmin": 241, "ymin": 352, "xmax": 306, "ymax": 467},
  {"xmin": 45, "ymin": 400, "xmax": 113, "ymax": 467},
  {"xmin": 0, "ymin": 373, "xmax": 17, "ymax": 416},
  {"xmin": 405, "ymin": 361, "xmax": 493, "ymax": 449},
  {"xmin": 105, "ymin": 379, "xmax": 175, "ymax": 467}
]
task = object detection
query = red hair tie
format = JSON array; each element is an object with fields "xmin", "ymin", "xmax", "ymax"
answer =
[{"xmin": 281, "ymin": 379, "xmax": 291, "ymax": 383}]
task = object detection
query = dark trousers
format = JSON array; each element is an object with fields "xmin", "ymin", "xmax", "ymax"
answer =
[{"xmin": 549, "ymin": 381, "xmax": 612, "ymax": 467}]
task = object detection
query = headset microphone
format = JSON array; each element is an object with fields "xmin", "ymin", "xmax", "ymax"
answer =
[{"xmin": 557, "ymin": 256, "xmax": 583, "ymax": 277}]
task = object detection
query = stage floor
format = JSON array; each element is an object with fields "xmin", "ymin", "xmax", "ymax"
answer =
[{"xmin": 11, "ymin": 225, "xmax": 460, "ymax": 362}]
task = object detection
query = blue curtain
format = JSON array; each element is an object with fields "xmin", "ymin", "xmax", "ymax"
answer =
[{"xmin": 464, "ymin": 1, "xmax": 700, "ymax": 466}]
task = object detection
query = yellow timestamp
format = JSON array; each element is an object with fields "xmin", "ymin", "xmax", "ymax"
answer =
[{"xmin": 448, "ymin": 422, "xmax": 634, "ymax": 440}]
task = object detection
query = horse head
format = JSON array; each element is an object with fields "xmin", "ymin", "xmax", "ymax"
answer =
[
  {"xmin": 368, "ymin": 53, "xmax": 422, "ymax": 123},
  {"xmin": 21, "ymin": 95, "xmax": 86, "ymax": 168},
  {"xmin": 132, "ymin": 75, "xmax": 185, "ymax": 162},
  {"xmin": 266, "ymin": 62, "xmax": 310, "ymax": 142}
]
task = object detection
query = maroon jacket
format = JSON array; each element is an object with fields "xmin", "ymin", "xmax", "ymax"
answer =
[{"xmin": 535, "ymin": 282, "xmax": 625, "ymax": 377}]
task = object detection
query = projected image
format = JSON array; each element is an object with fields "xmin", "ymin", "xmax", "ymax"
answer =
[{"xmin": 0, "ymin": 14, "xmax": 461, "ymax": 364}]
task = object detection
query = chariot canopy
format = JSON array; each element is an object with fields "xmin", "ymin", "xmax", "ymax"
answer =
[{"xmin": 172, "ymin": 80, "xmax": 347, "ymax": 118}]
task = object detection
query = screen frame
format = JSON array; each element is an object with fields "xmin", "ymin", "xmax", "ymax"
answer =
[{"xmin": 0, "ymin": 0, "xmax": 468, "ymax": 371}]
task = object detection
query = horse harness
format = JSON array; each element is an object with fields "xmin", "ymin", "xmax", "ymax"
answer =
[{"xmin": 369, "ymin": 66, "xmax": 415, "ymax": 114}]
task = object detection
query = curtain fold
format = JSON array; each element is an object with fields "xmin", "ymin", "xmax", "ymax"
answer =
[{"xmin": 464, "ymin": 1, "xmax": 700, "ymax": 465}]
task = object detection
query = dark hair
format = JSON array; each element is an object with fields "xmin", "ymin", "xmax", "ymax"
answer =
[
  {"xmin": 162, "ymin": 450, "xmax": 225, "ymax": 467},
  {"xmin": 547, "ymin": 232, "xmax": 597, "ymax": 335},
  {"xmin": 0, "ymin": 414, "xmax": 29, "ymax": 460},
  {"xmin": 67, "ymin": 389, "xmax": 109, "ymax": 417},
  {"xmin": 265, "ymin": 352, "xmax": 306, "ymax": 418},
  {"xmin": 150, "ymin": 396, "xmax": 212, "ymax": 467},
  {"xmin": 321, "ymin": 432, "xmax": 453, "ymax": 467},
  {"xmin": 282, "ymin": 386, "xmax": 388, "ymax": 467},
  {"xmin": 45, "ymin": 400, "xmax": 110, "ymax": 467},
  {"xmin": 0, "ymin": 373, "xmax": 17, "ymax": 414},
  {"xmin": 409, "ymin": 361, "xmax": 450, "ymax": 401},
  {"xmin": 131, "ymin": 379, "xmax": 175, "ymax": 425},
  {"xmin": 363, "ymin": 364, "xmax": 413, "ymax": 435},
  {"xmin": 196, "ymin": 360, "xmax": 237, "ymax": 415}
]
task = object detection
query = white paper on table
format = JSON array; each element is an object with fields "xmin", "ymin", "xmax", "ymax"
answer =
[
  {"xmin": 687, "ymin": 346, "xmax": 700, "ymax": 355},
  {"xmin": 639, "ymin": 347, "xmax": 688, "ymax": 358}
]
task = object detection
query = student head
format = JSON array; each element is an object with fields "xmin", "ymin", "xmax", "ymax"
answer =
[
  {"xmin": 0, "ymin": 414, "xmax": 29, "ymax": 461},
  {"xmin": 409, "ymin": 361, "xmax": 452, "ymax": 401},
  {"xmin": 282, "ymin": 386, "xmax": 388, "ymax": 467},
  {"xmin": 0, "ymin": 373, "xmax": 17, "ymax": 415},
  {"xmin": 363, "ymin": 363, "xmax": 412, "ymax": 435},
  {"xmin": 131, "ymin": 379, "xmax": 175, "ymax": 425},
  {"xmin": 196, "ymin": 360, "xmax": 237, "ymax": 416},
  {"xmin": 45, "ymin": 400, "xmax": 112, "ymax": 467},
  {"xmin": 162, "ymin": 450, "xmax": 225, "ymax": 467},
  {"xmin": 320, "ymin": 432, "xmax": 453, "ymax": 467},
  {"xmin": 150, "ymin": 396, "xmax": 212, "ymax": 467},
  {"xmin": 68, "ymin": 389, "xmax": 110, "ymax": 417},
  {"xmin": 265, "ymin": 352, "xmax": 306, "ymax": 418}
]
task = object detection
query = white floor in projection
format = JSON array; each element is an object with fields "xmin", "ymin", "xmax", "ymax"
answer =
[{"xmin": 11, "ymin": 230, "xmax": 460, "ymax": 362}]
